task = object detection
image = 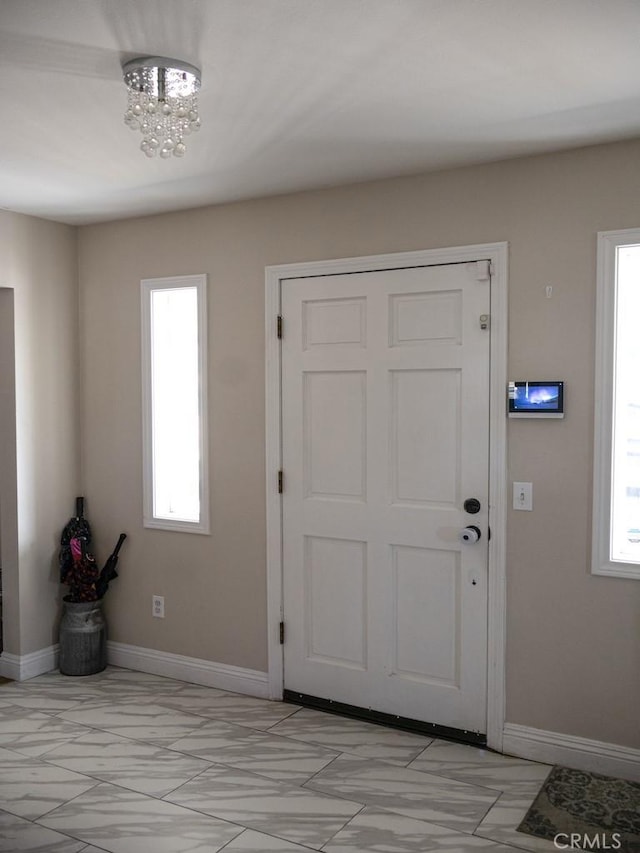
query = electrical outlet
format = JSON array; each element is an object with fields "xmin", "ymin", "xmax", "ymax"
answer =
[
  {"xmin": 152, "ymin": 595, "xmax": 165, "ymax": 618},
  {"xmin": 513, "ymin": 482, "xmax": 533, "ymax": 511}
]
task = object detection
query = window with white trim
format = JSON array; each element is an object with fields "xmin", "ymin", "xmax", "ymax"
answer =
[
  {"xmin": 141, "ymin": 274, "xmax": 209, "ymax": 533},
  {"xmin": 593, "ymin": 230, "xmax": 640, "ymax": 578}
]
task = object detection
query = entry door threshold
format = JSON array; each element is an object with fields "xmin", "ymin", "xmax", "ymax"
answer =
[{"xmin": 283, "ymin": 690, "xmax": 486, "ymax": 747}]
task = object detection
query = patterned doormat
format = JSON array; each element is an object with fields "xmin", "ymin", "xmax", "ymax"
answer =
[{"xmin": 518, "ymin": 766, "xmax": 640, "ymax": 852}]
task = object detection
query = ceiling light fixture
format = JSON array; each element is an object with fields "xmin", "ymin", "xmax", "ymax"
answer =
[{"xmin": 122, "ymin": 56, "xmax": 201, "ymax": 159}]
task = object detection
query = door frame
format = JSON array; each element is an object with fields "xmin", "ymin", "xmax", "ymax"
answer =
[{"xmin": 265, "ymin": 242, "xmax": 508, "ymax": 751}]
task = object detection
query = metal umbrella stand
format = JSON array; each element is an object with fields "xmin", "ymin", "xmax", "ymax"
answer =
[{"xmin": 58, "ymin": 498, "xmax": 126, "ymax": 676}]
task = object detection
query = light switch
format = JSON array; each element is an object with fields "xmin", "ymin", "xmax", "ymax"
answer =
[{"xmin": 513, "ymin": 482, "xmax": 533, "ymax": 511}]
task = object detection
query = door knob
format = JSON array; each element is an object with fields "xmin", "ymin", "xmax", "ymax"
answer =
[{"xmin": 459, "ymin": 525, "xmax": 481, "ymax": 544}]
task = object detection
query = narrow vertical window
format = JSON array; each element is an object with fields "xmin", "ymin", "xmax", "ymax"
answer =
[
  {"xmin": 593, "ymin": 231, "xmax": 640, "ymax": 578},
  {"xmin": 141, "ymin": 275, "xmax": 209, "ymax": 533}
]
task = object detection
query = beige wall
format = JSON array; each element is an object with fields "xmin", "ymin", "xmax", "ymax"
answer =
[
  {"xmin": 78, "ymin": 138, "xmax": 640, "ymax": 750},
  {"xmin": 0, "ymin": 211, "xmax": 79, "ymax": 656},
  {"xmin": 0, "ymin": 288, "xmax": 18, "ymax": 653}
]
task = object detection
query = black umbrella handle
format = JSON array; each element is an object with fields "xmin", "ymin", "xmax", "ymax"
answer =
[
  {"xmin": 75, "ymin": 496, "xmax": 84, "ymax": 519},
  {"xmin": 111, "ymin": 533, "xmax": 127, "ymax": 558}
]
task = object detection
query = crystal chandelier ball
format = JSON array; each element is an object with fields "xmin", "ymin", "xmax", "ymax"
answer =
[{"xmin": 122, "ymin": 57, "xmax": 201, "ymax": 158}]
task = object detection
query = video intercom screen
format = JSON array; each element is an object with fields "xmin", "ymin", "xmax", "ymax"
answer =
[{"xmin": 508, "ymin": 381, "xmax": 564, "ymax": 418}]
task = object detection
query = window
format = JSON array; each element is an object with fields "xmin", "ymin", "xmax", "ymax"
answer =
[
  {"xmin": 141, "ymin": 274, "xmax": 209, "ymax": 533},
  {"xmin": 593, "ymin": 230, "xmax": 640, "ymax": 578}
]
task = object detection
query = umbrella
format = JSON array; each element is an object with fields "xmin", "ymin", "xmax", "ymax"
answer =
[
  {"xmin": 96, "ymin": 533, "xmax": 127, "ymax": 600},
  {"xmin": 59, "ymin": 497, "xmax": 92, "ymax": 585},
  {"xmin": 67, "ymin": 535, "xmax": 100, "ymax": 602}
]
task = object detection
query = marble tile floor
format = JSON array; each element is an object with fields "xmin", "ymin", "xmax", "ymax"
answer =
[{"xmin": 0, "ymin": 667, "xmax": 556, "ymax": 853}]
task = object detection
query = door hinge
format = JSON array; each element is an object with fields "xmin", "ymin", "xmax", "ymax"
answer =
[
  {"xmin": 278, "ymin": 470, "xmax": 284, "ymax": 493},
  {"xmin": 277, "ymin": 315, "xmax": 283, "ymax": 339},
  {"xmin": 279, "ymin": 621, "xmax": 285, "ymax": 644}
]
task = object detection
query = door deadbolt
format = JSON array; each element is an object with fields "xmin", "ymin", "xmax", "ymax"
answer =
[{"xmin": 463, "ymin": 498, "xmax": 481, "ymax": 514}]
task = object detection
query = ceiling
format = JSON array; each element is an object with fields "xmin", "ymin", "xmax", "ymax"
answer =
[{"xmin": 2, "ymin": 0, "xmax": 640, "ymax": 225}]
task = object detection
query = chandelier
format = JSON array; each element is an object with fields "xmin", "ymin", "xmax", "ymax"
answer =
[{"xmin": 122, "ymin": 57, "xmax": 201, "ymax": 158}]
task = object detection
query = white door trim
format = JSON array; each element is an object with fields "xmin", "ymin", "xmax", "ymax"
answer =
[{"xmin": 265, "ymin": 243, "xmax": 508, "ymax": 751}]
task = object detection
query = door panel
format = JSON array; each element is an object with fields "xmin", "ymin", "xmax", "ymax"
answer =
[
  {"xmin": 391, "ymin": 545, "xmax": 460, "ymax": 687},
  {"xmin": 303, "ymin": 371, "xmax": 366, "ymax": 500},
  {"xmin": 282, "ymin": 262, "xmax": 490, "ymax": 733},
  {"xmin": 303, "ymin": 298, "xmax": 366, "ymax": 349},
  {"xmin": 391, "ymin": 368, "xmax": 461, "ymax": 506},
  {"xmin": 389, "ymin": 289, "xmax": 462, "ymax": 346},
  {"xmin": 305, "ymin": 535, "xmax": 367, "ymax": 669}
]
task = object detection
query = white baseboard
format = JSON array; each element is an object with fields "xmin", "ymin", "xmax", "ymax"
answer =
[
  {"xmin": 503, "ymin": 723, "xmax": 640, "ymax": 782},
  {"xmin": 107, "ymin": 641, "xmax": 270, "ymax": 699},
  {"xmin": 0, "ymin": 644, "xmax": 59, "ymax": 681},
  {"xmin": 0, "ymin": 640, "xmax": 270, "ymax": 699}
]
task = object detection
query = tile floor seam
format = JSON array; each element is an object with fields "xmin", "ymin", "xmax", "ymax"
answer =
[
  {"xmin": 39, "ymin": 749, "xmax": 254, "ymax": 805},
  {"xmin": 160, "ymin": 756, "xmax": 370, "ymax": 808},
  {"xmin": 45, "ymin": 715, "xmax": 215, "ymax": 750},
  {"xmin": 351, "ymin": 800, "xmax": 498, "ymax": 839},
  {"xmin": 215, "ymin": 830, "xmax": 249, "ymax": 853},
  {"xmin": 30, "ymin": 822, "xmax": 93, "ymax": 851},
  {"xmin": 29, "ymin": 777, "xmax": 104, "ymax": 824},
  {"xmin": 316, "ymin": 800, "xmax": 370, "ymax": 851},
  {"xmin": 474, "ymin": 826, "xmax": 549, "ymax": 853},
  {"xmin": 0, "ymin": 807, "xmax": 93, "ymax": 848},
  {"xmin": 297, "ymin": 780, "xmax": 482, "ymax": 834},
  {"xmin": 155, "ymin": 788, "xmax": 359, "ymax": 846},
  {"xmin": 467, "ymin": 790, "xmax": 506, "ymax": 834},
  {"xmin": 36, "ymin": 732, "xmax": 218, "ymax": 778},
  {"xmin": 262, "ymin": 738, "xmax": 425, "ymax": 769},
  {"xmin": 160, "ymin": 751, "xmax": 338, "ymax": 790},
  {"xmin": 37, "ymin": 778, "xmax": 253, "ymax": 842},
  {"xmin": 50, "ymin": 700, "xmax": 303, "ymax": 740},
  {"xmin": 162, "ymin": 719, "xmax": 343, "ymax": 755},
  {"xmin": 55, "ymin": 706, "xmax": 220, "ymax": 726},
  {"xmin": 155, "ymin": 758, "xmax": 219, "ymax": 799},
  {"xmin": 319, "ymin": 806, "xmax": 540, "ymax": 853},
  {"xmin": 264, "ymin": 704, "xmax": 303, "ymax": 728},
  {"xmin": 302, "ymin": 756, "xmax": 508, "ymax": 800},
  {"xmin": 160, "ymin": 763, "xmax": 369, "ymax": 848},
  {"xmin": 222, "ymin": 823, "xmax": 334, "ymax": 853}
]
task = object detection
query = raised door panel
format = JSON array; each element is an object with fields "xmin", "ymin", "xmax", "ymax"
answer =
[
  {"xmin": 391, "ymin": 545, "xmax": 460, "ymax": 687},
  {"xmin": 303, "ymin": 371, "xmax": 366, "ymax": 501},
  {"xmin": 304, "ymin": 536, "xmax": 367, "ymax": 670},
  {"xmin": 390, "ymin": 369, "xmax": 461, "ymax": 507}
]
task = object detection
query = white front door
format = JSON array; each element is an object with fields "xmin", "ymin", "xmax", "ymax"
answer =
[{"xmin": 281, "ymin": 260, "xmax": 491, "ymax": 733}]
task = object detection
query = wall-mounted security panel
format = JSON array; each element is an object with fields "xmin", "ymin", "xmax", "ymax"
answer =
[{"xmin": 508, "ymin": 381, "xmax": 564, "ymax": 418}]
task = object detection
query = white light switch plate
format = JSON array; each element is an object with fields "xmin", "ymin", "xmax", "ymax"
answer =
[{"xmin": 513, "ymin": 482, "xmax": 533, "ymax": 511}]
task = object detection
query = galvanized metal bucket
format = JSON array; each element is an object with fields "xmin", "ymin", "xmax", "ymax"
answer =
[{"xmin": 59, "ymin": 599, "xmax": 107, "ymax": 676}]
